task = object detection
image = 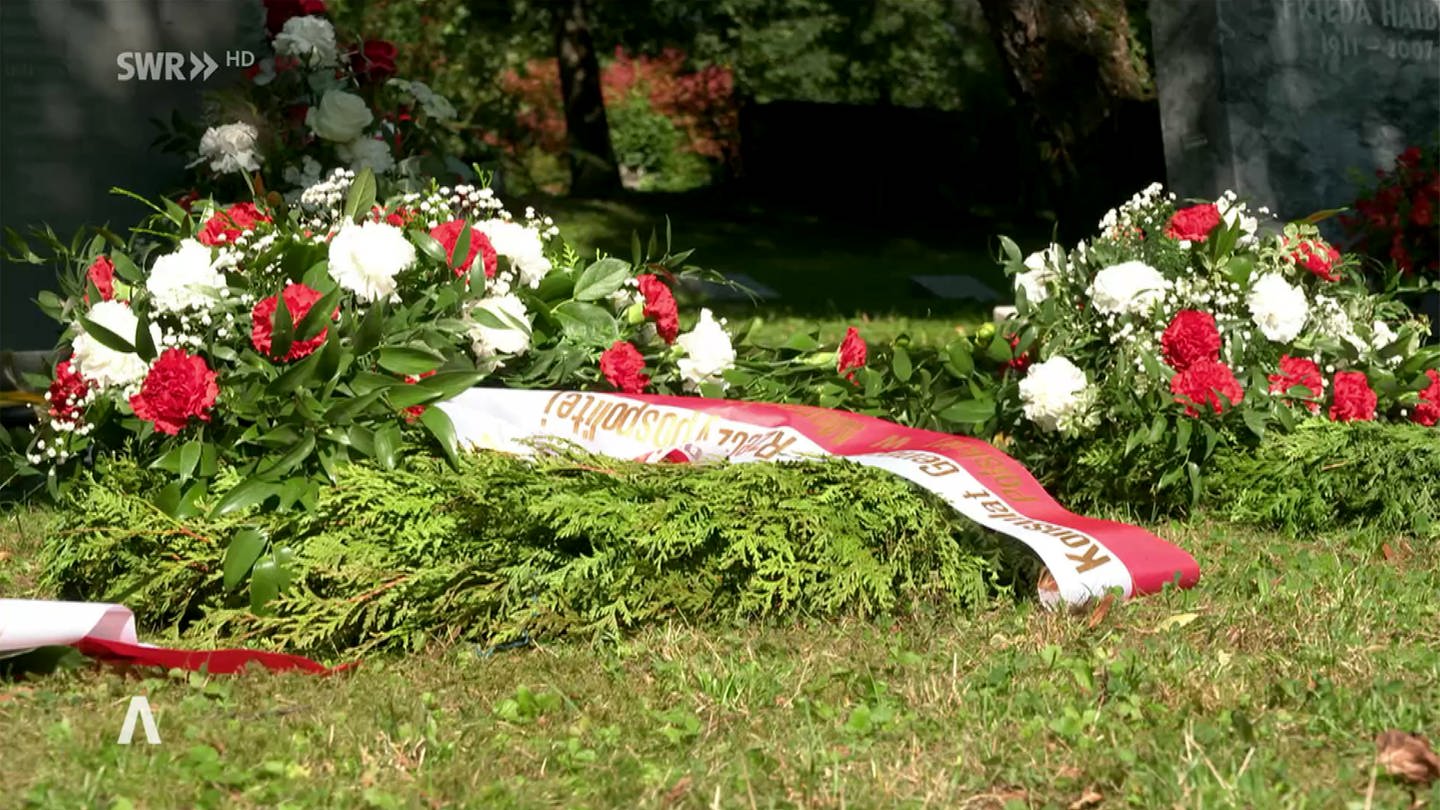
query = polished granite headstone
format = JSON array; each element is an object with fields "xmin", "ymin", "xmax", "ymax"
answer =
[
  {"xmin": 1153, "ymin": 0, "xmax": 1440, "ymax": 221},
  {"xmin": 0, "ymin": 0, "xmax": 260, "ymax": 350}
]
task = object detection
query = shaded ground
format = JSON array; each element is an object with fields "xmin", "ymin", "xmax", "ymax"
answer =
[{"xmin": 3, "ymin": 506, "xmax": 1438, "ymax": 808}]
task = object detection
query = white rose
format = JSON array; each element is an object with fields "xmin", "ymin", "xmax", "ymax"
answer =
[
  {"xmin": 1246, "ymin": 272, "xmax": 1309, "ymax": 344},
  {"xmin": 328, "ymin": 221, "xmax": 415, "ymax": 302},
  {"xmin": 337, "ymin": 137, "xmax": 395, "ymax": 175},
  {"xmin": 195, "ymin": 122, "xmax": 261, "ymax": 174},
  {"xmin": 147, "ymin": 239, "xmax": 226, "ymax": 313},
  {"xmin": 675, "ymin": 308, "xmax": 736, "ymax": 390},
  {"xmin": 1088, "ymin": 260, "xmax": 1170, "ymax": 317},
  {"xmin": 274, "ymin": 16, "xmax": 339, "ymax": 67},
  {"xmin": 477, "ymin": 219, "xmax": 552, "ymax": 288},
  {"xmin": 70, "ymin": 301, "xmax": 159, "ymax": 390},
  {"xmin": 466, "ymin": 293, "xmax": 532, "ymax": 361},
  {"xmin": 306, "ymin": 90, "xmax": 374, "ymax": 143},
  {"xmin": 1016, "ymin": 245, "xmax": 1063, "ymax": 305},
  {"xmin": 1017, "ymin": 356, "xmax": 1095, "ymax": 434}
]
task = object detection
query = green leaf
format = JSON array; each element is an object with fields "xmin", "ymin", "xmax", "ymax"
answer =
[
  {"xmin": 269, "ymin": 290, "xmax": 295, "ymax": 361},
  {"xmin": 374, "ymin": 424, "xmax": 401, "ymax": 470},
  {"xmin": 1298, "ymin": 206, "xmax": 1348, "ymax": 225},
  {"xmin": 938, "ymin": 398, "xmax": 995, "ymax": 424},
  {"xmin": 261, "ymin": 432, "xmax": 316, "ymax": 478},
  {"xmin": 418, "ymin": 405, "xmax": 461, "ymax": 469},
  {"xmin": 342, "ymin": 168, "xmax": 377, "ymax": 223},
  {"xmin": 378, "ymin": 346, "xmax": 445, "ymax": 376},
  {"xmin": 945, "ymin": 341, "xmax": 974, "ymax": 377},
  {"xmin": 266, "ymin": 347, "xmax": 323, "ymax": 396},
  {"xmin": 997, "ymin": 234, "xmax": 1023, "ymax": 265},
  {"xmin": 294, "ymin": 286, "xmax": 341, "ymax": 342},
  {"xmin": 535, "ymin": 269, "xmax": 576, "ymax": 302},
  {"xmin": 410, "ymin": 231, "xmax": 449, "ymax": 265},
  {"xmin": 781, "ymin": 333, "xmax": 820, "ymax": 352},
  {"xmin": 133, "ymin": 311, "xmax": 157, "ymax": 362},
  {"xmin": 1187, "ymin": 461, "xmax": 1203, "ymax": 508},
  {"xmin": 325, "ymin": 388, "xmax": 390, "ymax": 424},
  {"xmin": 388, "ymin": 371, "xmax": 486, "ymax": 408},
  {"xmin": 77, "ymin": 315, "xmax": 136, "ymax": 355},
  {"xmin": 892, "ymin": 346, "xmax": 913, "ymax": 383},
  {"xmin": 179, "ymin": 440, "xmax": 202, "ymax": 480},
  {"xmin": 554, "ymin": 301, "xmax": 619, "ymax": 346},
  {"xmin": 352, "ymin": 299, "xmax": 388, "ymax": 357},
  {"xmin": 573, "ymin": 257, "xmax": 631, "ymax": 301},
  {"xmin": 109, "ymin": 252, "xmax": 142, "ymax": 284},
  {"xmin": 209, "ymin": 475, "xmax": 280, "ymax": 518},
  {"xmin": 250, "ymin": 558, "xmax": 282, "ymax": 614},
  {"xmin": 223, "ymin": 528, "xmax": 268, "ymax": 591},
  {"xmin": 1242, "ymin": 409, "xmax": 1267, "ymax": 440},
  {"xmin": 985, "ymin": 333, "xmax": 1012, "ymax": 364}
]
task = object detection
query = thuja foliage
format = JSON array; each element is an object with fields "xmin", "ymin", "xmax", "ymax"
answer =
[
  {"xmin": 1208, "ymin": 420, "xmax": 1440, "ymax": 539},
  {"xmin": 42, "ymin": 448, "xmax": 1029, "ymax": 658}
]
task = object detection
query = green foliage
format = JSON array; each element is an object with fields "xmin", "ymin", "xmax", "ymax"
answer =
[{"xmin": 41, "ymin": 450, "xmax": 1026, "ymax": 656}]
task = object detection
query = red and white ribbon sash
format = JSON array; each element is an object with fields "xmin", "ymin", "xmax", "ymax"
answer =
[
  {"xmin": 0, "ymin": 600, "xmax": 337, "ymax": 674},
  {"xmin": 440, "ymin": 389, "xmax": 1201, "ymax": 604}
]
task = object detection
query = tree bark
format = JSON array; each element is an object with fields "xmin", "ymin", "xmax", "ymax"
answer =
[
  {"xmin": 976, "ymin": 0, "xmax": 1152, "ymax": 172},
  {"xmin": 553, "ymin": 0, "xmax": 621, "ymax": 197}
]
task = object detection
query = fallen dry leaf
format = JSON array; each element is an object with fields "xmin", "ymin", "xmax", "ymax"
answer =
[
  {"xmin": 1086, "ymin": 593, "xmax": 1116, "ymax": 629},
  {"xmin": 1068, "ymin": 785, "xmax": 1104, "ymax": 809},
  {"xmin": 1376, "ymin": 730, "xmax": 1440, "ymax": 785},
  {"xmin": 661, "ymin": 775, "xmax": 693, "ymax": 807}
]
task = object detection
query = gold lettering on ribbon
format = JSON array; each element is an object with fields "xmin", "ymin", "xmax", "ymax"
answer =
[
  {"xmin": 959, "ymin": 490, "xmax": 1112, "ymax": 574},
  {"xmin": 801, "ymin": 410, "xmax": 865, "ymax": 446}
]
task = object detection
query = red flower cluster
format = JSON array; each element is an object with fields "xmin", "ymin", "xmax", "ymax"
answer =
[
  {"xmin": 998, "ymin": 333, "xmax": 1030, "ymax": 375},
  {"xmin": 1413, "ymin": 369, "xmax": 1440, "ymax": 427},
  {"xmin": 250, "ymin": 283, "xmax": 333, "ymax": 362},
  {"xmin": 1328, "ymin": 371, "xmax": 1377, "ymax": 422},
  {"xmin": 1266, "ymin": 356, "xmax": 1324, "ymax": 412},
  {"xmin": 402, "ymin": 370, "xmax": 437, "ymax": 422},
  {"xmin": 600, "ymin": 341, "xmax": 649, "ymax": 393},
  {"xmin": 838, "ymin": 327, "xmax": 867, "ymax": 383},
  {"xmin": 129, "ymin": 349, "xmax": 218, "ymax": 435},
  {"xmin": 1170, "ymin": 360, "xmax": 1243, "ymax": 416},
  {"xmin": 1161, "ymin": 310, "xmax": 1222, "ymax": 371},
  {"xmin": 86, "ymin": 256, "xmax": 116, "ymax": 303},
  {"xmin": 430, "ymin": 220, "xmax": 497, "ymax": 278},
  {"xmin": 1341, "ymin": 143, "xmax": 1440, "ymax": 278},
  {"xmin": 637, "ymin": 274, "xmax": 679, "ymax": 343},
  {"xmin": 351, "ymin": 40, "xmax": 398, "ymax": 84},
  {"xmin": 263, "ymin": 0, "xmax": 326, "ymax": 36},
  {"xmin": 1164, "ymin": 203, "xmax": 1222, "ymax": 243},
  {"xmin": 46, "ymin": 360, "xmax": 90, "ymax": 425},
  {"xmin": 1289, "ymin": 238, "xmax": 1343, "ymax": 282},
  {"xmin": 198, "ymin": 203, "xmax": 271, "ymax": 247}
]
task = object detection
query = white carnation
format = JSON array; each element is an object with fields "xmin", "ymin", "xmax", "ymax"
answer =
[
  {"xmin": 337, "ymin": 137, "xmax": 395, "ymax": 175},
  {"xmin": 1016, "ymin": 245, "xmax": 1063, "ymax": 305},
  {"xmin": 466, "ymin": 293, "xmax": 532, "ymax": 361},
  {"xmin": 476, "ymin": 219, "xmax": 552, "ymax": 288},
  {"xmin": 70, "ymin": 301, "xmax": 159, "ymax": 390},
  {"xmin": 1088, "ymin": 260, "xmax": 1170, "ymax": 317},
  {"xmin": 1371, "ymin": 320, "xmax": 1401, "ymax": 366},
  {"xmin": 274, "ymin": 16, "xmax": 339, "ymax": 67},
  {"xmin": 307, "ymin": 90, "xmax": 374, "ymax": 143},
  {"xmin": 195, "ymin": 122, "xmax": 261, "ymax": 175},
  {"xmin": 1017, "ymin": 356, "xmax": 1095, "ymax": 434},
  {"xmin": 675, "ymin": 308, "xmax": 736, "ymax": 390},
  {"xmin": 147, "ymin": 239, "xmax": 226, "ymax": 313},
  {"xmin": 1246, "ymin": 272, "xmax": 1309, "ymax": 344},
  {"xmin": 328, "ymin": 221, "xmax": 415, "ymax": 302}
]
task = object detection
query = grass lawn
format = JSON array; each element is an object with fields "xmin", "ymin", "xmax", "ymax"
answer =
[{"xmin": 3, "ymin": 503, "xmax": 1438, "ymax": 809}]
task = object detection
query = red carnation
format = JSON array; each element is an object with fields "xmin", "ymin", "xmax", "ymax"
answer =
[
  {"xmin": 263, "ymin": 0, "xmax": 327, "ymax": 35},
  {"xmin": 1170, "ymin": 359, "xmax": 1244, "ymax": 416},
  {"xmin": 838, "ymin": 326, "xmax": 868, "ymax": 383},
  {"xmin": 637, "ymin": 274, "xmax": 679, "ymax": 343},
  {"xmin": 86, "ymin": 256, "xmax": 116, "ymax": 303},
  {"xmin": 198, "ymin": 202, "xmax": 271, "ymax": 247},
  {"xmin": 1289, "ymin": 238, "xmax": 1343, "ymax": 282},
  {"xmin": 998, "ymin": 333, "xmax": 1030, "ymax": 375},
  {"xmin": 351, "ymin": 40, "xmax": 399, "ymax": 84},
  {"xmin": 46, "ymin": 360, "xmax": 91, "ymax": 425},
  {"xmin": 251, "ymin": 283, "xmax": 333, "ymax": 362},
  {"xmin": 1160, "ymin": 310, "xmax": 1222, "ymax": 371},
  {"xmin": 129, "ymin": 349, "xmax": 219, "ymax": 436},
  {"xmin": 1412, "ymin": 369, "xmax": 1440, "ymax": 427},
  {"xmin": 600, "ymin": 341, "xmax": 649, "ymax": 394},
  {"xmin": 430, "ymin": 220, "xmax": 497, "ymax": 278},
  {"xmin": 1266, "ymin": 355, "xmax": 1324, "ymax": 413},
  {"xmin": 1328, "ymin": 370, "xmax": 1377, "ymax": 422},
  {"xmin": 1164, "ymin": 203, "xmax": 1223, "ymax": 243}
]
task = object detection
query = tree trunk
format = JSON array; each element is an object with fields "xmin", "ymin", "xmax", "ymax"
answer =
[
  {"xmin": 553, "ymin": 0, "xmax": 621, "ymax": 197},
  {"xmin": 976, "ymin": 0, "xmax": 1152, "ymax": 172}
]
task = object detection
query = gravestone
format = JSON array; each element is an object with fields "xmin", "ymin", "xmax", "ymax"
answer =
[
  {"xmin": 0, "ymin": 0, "xmax": 261, "ymax": 351},
  {"xmin": 1152, "ymin": 0, "xmax": 1440, "ymax": 221}
]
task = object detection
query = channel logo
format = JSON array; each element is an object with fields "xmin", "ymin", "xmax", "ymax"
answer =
[{"xmin": 116, "ymin": 50, "xmax": 254, "ymax": 81}]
